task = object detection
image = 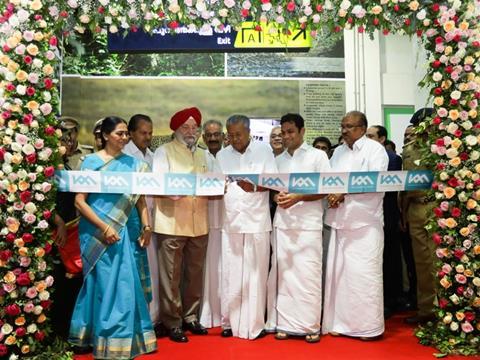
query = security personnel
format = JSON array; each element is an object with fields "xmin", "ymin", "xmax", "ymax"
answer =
[
  {"xmin": 59, "ymin": 116, "xmax": 94, "ymax": 170},
  {"xmin": 400, "ymin": 108, "xmax": 435, "ymax": 325}
]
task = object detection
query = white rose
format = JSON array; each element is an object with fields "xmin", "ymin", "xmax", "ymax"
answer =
[
  {"xmin": 439, "ymin": 172, "xmax": 449, "ymax": 181},
  {"xmin": 22, "ymin": 143, "xmax": 35, "ymax": 155},
  {"xmin": 38, "ymin": 290, "xmax": 50, "ymax": 301},
  {"xmin": 24, "ymin": 202, "xmax": 37, "ymax": 213},
  {"xmin": 340, "ymin": 0, "xmax": 351, "ymax": 10},
  {"xmin": 472, "ymin": 277, "xmax": 480, "ymax": 287},
  {"xmin": 450, "ymin": 321, "xmax": 459, "ymax": 331},
  {"xmin": 16, "ymin": 85, "xmax": 26, "ymax": 95},
  {"xmin": 109, "ymin": 25, "xmax": 118, "ymax": 33},
  {"xmin": 465, "ymin": 135, "xmax": 478, "ymax": 146},
  {"xmin": 432, "ymin": 72, "xmax": 443, "ymax": 82},
  {"xmin": 450, "ymin": 90, "xmax": 461, "ymax": 100},
  {"xmin": 1, "ymin": 323, "xmax": 13, "ymax": 335},
  {"xmin": 33, "ymin": 305, "xmax": 43, "ymax": 315},
  {"xmin": 27, "ymin": 324, "xmax": 38, "ymax": 333},
  {"xmin": 218, "ymin": 8, "xmax": 228, "ymax": 17},
  {"xmin": 34, "ymin": 193, "xmax": 45, "ymax": 201},
  {"xmin": 470, "ymin": 150, "xmax": 479, "ymax": 161},
  {"xmin": 461, "ymin": 121, "xmax": 472, "ymax": 130},
  {"xmin": 443, "ymin": 314, "xmax": 452, "ymax": 324},
  {"xmin": 445, "ymin": 148, "xmax": 458, "ymax": 159},
  {"xmin": 416, "ymin": 9, "xmax": 426, "ymax": 20},
  {"xmin": 11, "ymin": 142, "xmax": 22, "ymax": 152}
]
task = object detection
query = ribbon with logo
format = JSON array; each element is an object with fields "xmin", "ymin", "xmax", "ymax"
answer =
[{"xmin": 55, "ymin": 170, "xmax": 432, "ymax": 195}]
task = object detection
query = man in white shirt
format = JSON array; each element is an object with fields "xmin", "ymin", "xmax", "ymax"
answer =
[
  {"xmin": 323, "ymin": 111, "xmax": 389, "ymax": 340},
  {"xmin": 122, "ymin": 114, "xmax": 160, "ymax": 333},
  {"xmin": 266, "ymin": 114, "xmax": 330, "ymax": 343},
  {"xmin": 216, "ymin": 114, "xmax": 277, "ymax": 340},
  {"xmin": 199, "ymin": 120, "xmax": 224, "ymax": 328}
]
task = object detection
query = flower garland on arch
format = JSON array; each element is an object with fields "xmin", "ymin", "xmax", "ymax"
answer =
[{"xmin": 0, "ymin": 0, "xmax": 479, "ymax": 358}]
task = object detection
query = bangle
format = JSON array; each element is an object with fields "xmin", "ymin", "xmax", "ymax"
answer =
[{"xmin": 103, "ymin": 225, "xmax": 110, "ymax": 235}]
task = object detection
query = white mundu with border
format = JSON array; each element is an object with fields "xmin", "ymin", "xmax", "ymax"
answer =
[
  {"xmin": 323, "ymin": 135, "xmax": 388, "ymax": 338},
  {"xmin": 266, "ymin": 142, "xmax": 330, "ymax": 335},
  {"xmin": 200, "ymin": 151, "xmax": 224, "ymax": 328},
  {"xmin": 217, "ymin": 140, "xmax": 277, "ymax": 339}
]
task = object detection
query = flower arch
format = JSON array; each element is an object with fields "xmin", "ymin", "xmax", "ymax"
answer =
[{"xmin": 0, "ymin": 0, "xmax": 479, "ymax": 358}]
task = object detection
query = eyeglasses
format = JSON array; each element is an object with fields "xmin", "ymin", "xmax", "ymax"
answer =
[
  {"xmin": 204, "ymin": 132, "xmax": 222, "ymax": 138},
  {"xmin": 339, "ymin": 124, "xmax": 363, "ymax": 131}
]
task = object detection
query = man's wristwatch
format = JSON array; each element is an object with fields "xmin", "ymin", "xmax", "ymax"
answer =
[{"xmin": 143, "ymin": 225, "xmax": 152, "ymax": 232}]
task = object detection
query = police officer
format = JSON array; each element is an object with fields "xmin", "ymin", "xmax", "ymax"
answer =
[
  {"xmin": 400, "ymin": 108, "xmax": 436, "ymax": 325},
  {"xmin": 59, "ymin": 116, "xmax": 94, "ymax": 170}
]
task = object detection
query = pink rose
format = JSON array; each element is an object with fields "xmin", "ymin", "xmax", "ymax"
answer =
[
  {"xmin": 25, "ymin": 287, "xmax": 38, "ymax": 299},
  {"xmin": 23, "ymin": 213, "xmax": 36, "ymax": 224},
  {"xmin": 23, "ymin": 302, "xmax": 34, "ymax": 313},
  {"xmin": 461, "ymin": 322, "xmax": 474, "ymax": 333},
  {"xmin": 455, "ymin": 274, "xmax": 467, "ymax": 284}
]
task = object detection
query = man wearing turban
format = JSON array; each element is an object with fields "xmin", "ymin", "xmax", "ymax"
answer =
[{"xmin": 152, "ymin": 107, "xmax": 210, "ymax": 342}]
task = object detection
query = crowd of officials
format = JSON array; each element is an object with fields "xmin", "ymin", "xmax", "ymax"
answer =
[{"xmin": 51, "ymin": 107, "xmax": 435, "ymax": 359}]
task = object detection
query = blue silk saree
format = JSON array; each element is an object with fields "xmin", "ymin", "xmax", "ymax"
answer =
[{"xmin": 69, "ymin": 153, "xmax": 156, "ymax": 359}]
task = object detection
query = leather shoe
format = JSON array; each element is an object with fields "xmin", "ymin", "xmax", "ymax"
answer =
[
  {"xmin": 221, "ymin": 329, "xmax": 233, "ymax": 337},
  {"xmin": 183, "ymin": 320, "xmax": 208, "ymax": 335},
  {"xmin": 254, "ymin": 330, "xmax": 267, "ymax": 340},
  {"xmin": 154, "ymin": 323, "xmax": 167, "ymax": 338},
  {"xmin": 169, "ymin": 327, "xmax": 188, "ymax": 343}
]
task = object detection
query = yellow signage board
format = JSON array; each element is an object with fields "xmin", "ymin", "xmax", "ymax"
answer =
[{"xmin": 234, "ymin": 22, "xmax": 312, "ymax": 49}]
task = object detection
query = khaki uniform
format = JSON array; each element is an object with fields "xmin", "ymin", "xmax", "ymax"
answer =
[
  {"xmin": 65, "ymin": 144, "xmax": 94, "ymax": 170},
  {"xmin": 401, "ymin": 138, "xmax": 435, "ymax": 316}
]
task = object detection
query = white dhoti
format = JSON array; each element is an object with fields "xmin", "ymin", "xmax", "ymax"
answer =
[
  {"xmin": 322, "ymin": 224, "xmax": 385, "ymax": 337},
  {"xmin": 147, "ymin": 233, "xmax": 160, "ymax": 324},
  {"xmin": 200, "ymin": 228, "xmax": 222, "ymax": 328},
  {"xmin": 267, "ymin": 228, "xmax": 322, "ymax": 335},
  {"xmin": 221, "ymin": 231, "xmax": 270, "ymax": 339}
]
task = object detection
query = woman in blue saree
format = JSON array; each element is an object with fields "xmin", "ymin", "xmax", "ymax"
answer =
[{"xmin": 69, "ymin": 116, "xmax": 157, "ymax": 359}]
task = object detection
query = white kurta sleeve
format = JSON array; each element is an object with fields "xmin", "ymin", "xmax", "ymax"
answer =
[{"xmin": 152, "ymin": 146, "xmax": 169, "ymax": 173}]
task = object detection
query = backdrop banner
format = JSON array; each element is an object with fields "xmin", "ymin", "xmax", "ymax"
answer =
[{"xmin": 56, "ymin": 170, "xmax": 432, "ymax": 195}]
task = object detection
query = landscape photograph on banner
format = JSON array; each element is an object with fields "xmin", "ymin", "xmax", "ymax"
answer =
[{"xmin": 61, "ymin": 77, "xmax": 345, "ymax": 149}]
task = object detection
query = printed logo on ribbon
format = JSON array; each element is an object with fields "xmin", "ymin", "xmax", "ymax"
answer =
[
  {"xmin": 132, "ymin": 173, "xmax": 163, "ymax": 195},
  {"xmin": 405, "ymin": 170, "xmax": 432, "ymax": 190},
  {"xmin": 227, "ymin": 174, "xmax": 259, "ymax": 187},
  {"xmin": 376, "ymin": 171, "xmax": 407, "ymax": 192},
  {"xmin": 348, "ymin": 172, "xmax": 378, "ymax": 193},
  {"xmin": 101, "ymin": 172, "xmax": 132, "ymax": 194},
  {"xmin": 70, "ymin": 171, "xmax": 101, "ymax": 193},
  {"xmin": 165, "ymin": 173, "xmax": 196, "ymax": 195},
  {"xmin": 197, "ymin": 173, "xmax": 225, "ymax": 196},
  {"xmin": 319, "ymin": 173, "xmax": 348, "ymax": 193},
  {"xmin": 288, "ymin": 173, "xmax": 319, "ymax": 193}
]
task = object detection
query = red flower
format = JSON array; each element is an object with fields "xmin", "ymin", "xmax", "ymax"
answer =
[
  {"xmin": 44, "ymin": 125, "xmax": 55, "ymax": 135},
  {"xmin": 15, "ymin": 327, "xmax": 26, "ymax": 337},
  {"xmin": 454, "ymin": 129, "xmax": 462, "ymax": 137},
  {"xmin": 431, "ymin": 3, "xmax": 440, "ymax": 12},
  {"xmin": 472, "ymin": 41, "xmax": 480, "ymax": 48},
  {"xmin": 358, "ymin": 26, "xmax": 365, "ymax": 33},
  {"xmin": 40, "ymin": 300, "xmax": 52, "ymax": 309},
  {"xmin": 286, "ymin": 1, "xmax": 295, "ymax": 12},
  {"xmin": 254, "ymin": 25, "xmax": 262, "ymax": 32},
  {"xmin": 168, "ymin": 20, "xmax": 179, "ymax": 29},
  {"xmin": 49, "ymin": 36, "xmax": 58, "ymax": 47},
  {"xmin": 416, "ymin": 29, "xmax": 423, "ymax": 37},
  {"xmin": 23, "ymin": 113, "xmax": 33, "ymax": 125},
  {"xmin": 35, "ymin": 331, "xmax": 46, "ymax": 341},
  {"xmin": 393, "ymin": 4, "xmax": 400, "ymax": 11},
  {"xmin": 6, "ymin": 233, "xmax": 15, "ymax": 242},
  {"xmin": 5, "ymin": 304, "xmax": 21, "ymax": 316},
  {"xmin": 382, "ymin": 29, "xmax": 389, "ymax": 36},
  {"xmin": 24, "ymin": 55, "xmax": 32, "ymax": 64},
  {"xmin": 433, "ymin": 207, "xmax": 443, "ymax": 217},
  {"xmin": 459, "ymin": 152, "xmax": 468, "ymax": 161},
  {"xmin": 20, "ymin": 191, "xmax": 32, "ymax": 203},
  {"xmin": 0, "ymin": 250, "xmax": 13, "ymax": 261},
  {"xmin": 0, "ymin": 147, "xmax": 5, "ymax": 160},
  {"xmin": 98, "ymin": 6, "xmax": 105, "ymax": 13},
  {"xmin": 0, "ymin": 344, "xmax": 7, "ymax": 356},
  {"xmin": 435, "ymin": 138, "xmax": 445, "ymax": 146},
  {"xmin": 432, "ymin": 116, "xmax": 441, "ymax": 125},
  {"xmin": 432, "ymin": 233, "xmax": 442, "ymax": 245},
  {"xmin": 26, "ymin": 87, "xmax": 35, "ymax": 96},
  {"xmin": 334, "ymin": 26, "xmax": 342, "ymax": 33},
  {"xmin": 261, "ymin": 0, "xmax": 270, "ymax": 3},
  {"xmin": 373, "ymin": 18, "xmax": 379, "ymax": 26},
  {"xmin": 26, "ymin": 152, "xmax": 36, "ymax": 164},
  {"xmin": 404, "ymin": 18, "xmax": 411, "ymax": 26},
  {"xmin": 2, "ymin": 111, "xmax": 11, "ymax": 119},
  {"xmin": 438, "ymin": 298, "xmax": 448, "ymax": 309},
  {"xmin": 43, "ymin": 210, "xmax": 52, "ymax": 219},
  {"xmin": 34, "ymin": 14, "xmax": 42, "ymax": 20},
  {"xmin": 0, "ymin": 194, "xmax": 6, "ymax": 204},
  {"xmin": 453, "ymin": 249, "xmax": 464, "ymax": 259},
  {"xmin": 447, "ymin": 177, "xmax": 458, "ymax": 187},
  {"xmin": 59, "ymin": 10, "xmax": 68, "ymax": 18},
  {"xmin": 445, "ymin": 65, "xmax": 453, "ymax": 73},
  {"xmin": 474, "ymin": 179, "xmax": 480, "ymax": 187},
  {"xmin": 316, "ymin": 4, "xmax": 323, "ymax": 12},
  {"xmin": 434, "ymin": 87, "xmax": 442, "ymax": 95},
  {"xmin": 5, "ymin": 83, "xmax": 14, "ymax": 91},
  {"xmin": 44, "ymin": 166, "xmax": 55, "ymax": 177},
  {"xmin": 347, "ymin": 17, "xmax": 353, "ymax": 24},
  {"xmin": 240, "ymin": 8, "xmax": 249, "ymax": 17},
  {"xmin": 3, "ymin": 44, "xmax": 11, "ymax": 52},
  {"xmin": 451, "ymin": 207, "xmax": 461, "ymax": 217},
  {"xmin": 16, "ymin": 273, "xmax": 31, "ymax": 286},
  {"xmin": 44, "ymin": 78, "xmax": 53, "ymax": 89},
  {"xmin": 456, "ymin": 286, "xmax": 464, "ymax": 295},
  {"xmin": 22, "ymin": 233, "xmax": 33, "ymax": 243},
  {"xmin": 465, "ymin": 312, "xmax": 475, "ymax": 322},
  {"xmin": 435, "ymin": 36, "xmax": 443, "ymax": 44},
  {"xmin": 157, "ymin": 11, "xmax": 165, "ymax": 18},
  {"xmin": 450, "ymin": 99, "xmax": 458, "ymax": 106},
  {"xmin": 45, "ymin": 242, "xmax": 53, "ymax": 254}
]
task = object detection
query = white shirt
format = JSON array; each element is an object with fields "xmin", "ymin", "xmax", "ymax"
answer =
[
  {"xmin": 123, "ymin": 140, "xmax": 154, "ymax": 168},
  {"xmin": 274, "ymin": 142, "xmax": 331, "ymax": 230},
  {"xmin": 217, "ymin": 141, "xmax": 278, "ymax": 233},
  {"xmin": 325, "ymin": 136, "xmax": 389, "ymax": 230},
  {"xmin": 206, "ymin": 150, "xmax": 223, "ymax": 229}
]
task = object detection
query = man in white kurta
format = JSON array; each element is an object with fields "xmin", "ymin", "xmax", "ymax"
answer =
[
  {"xmin": 199, "ymin": 120, "xmax": 225, "ymax": 328},
  {"xmin": 122, "ymin": 114, "xmax": 160, "ymax": 328},
  {"xmin": 323, "ymin": 111, "xmax": 389, "ymax": 340},
  {"xmin": 266, "ymin": 114, "xmax": 330, "ymax": 343},
  {"xmin": 216, "ymin": 115, "xmax": 277, "ymax": 340}
]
